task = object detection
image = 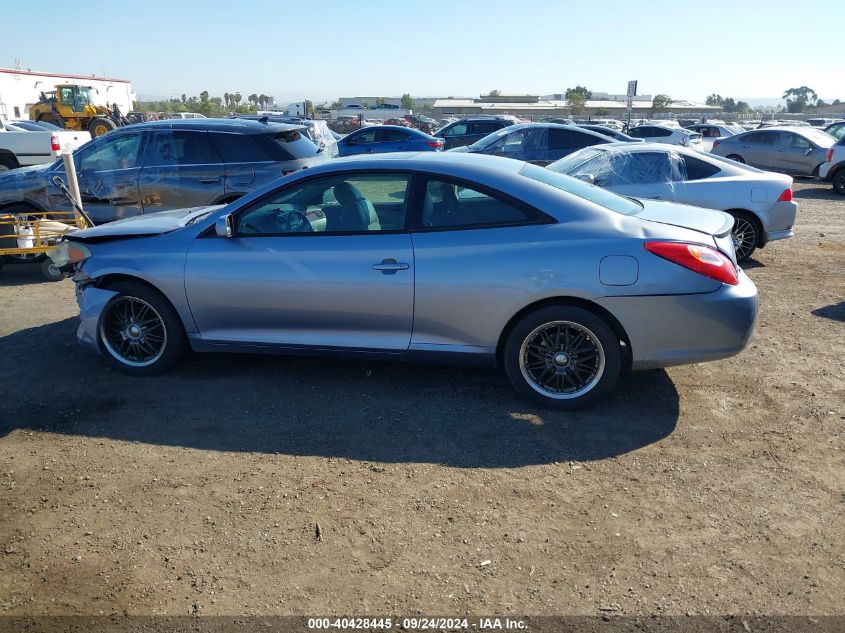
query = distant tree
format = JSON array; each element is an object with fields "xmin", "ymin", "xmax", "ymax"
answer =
[
  {"xmin": 181, "ymin": 93, "xmax": 187, "ymax": 104},
  {"xmin": 248, "ymin": 94, "xmax": 258, "ymax": 108},
  {"xmin": 722, "ymin": 97, "xmax": 736, "ymax": 112},
  {"xmin": 596, "ymin": 107, "xmax": 611, "ymax": 116},
  {"xmin": 706, "ymin": 94, "xmax": 724, "ymax": 107},
  {"xmin": 651, "ymin": 94, "xmax": 673, "ymax": 116},
  {"xmin": 834, "ymin": 99, "xmax": 842, "ymax": 105},
  {"xmin": 400, "ymin": 93, "xmax": 414, "ymax": 109},
  {"xmin": 330, "ymin": 100, "xmax": 342, "ymax": 109},
  {"xmin": 233, "ymin": 93, "xmax": 242, "ymax": 107},
  {"xmin": 376, "ymin": 97, "xmax": 386, "ymax": 106},
  {"xmin": 734, "ymin": 101, "xmax": 751, "ymax": 114},
  {"xmin": 566, "ymin": 85, "xmax": 592, "ymax": 100},
  {"xmin": 305, "ymin": 100, "xmax": 314, "ymax": 117},
  {"xmin": 783, "ymin": 86, "xmax": 817, "ymax": 113},
  {"xmin": 815, "ymin": 99, "xmax": 828, "ymax": 108}
]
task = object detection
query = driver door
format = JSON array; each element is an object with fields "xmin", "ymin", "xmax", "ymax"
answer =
[
  {"xmin": 184, "ymin": 172, "xmax": 414, "ymax": 351},
  {"xmin": 47, "ymin": 131, "xmax": 144, "ymax": 224}
]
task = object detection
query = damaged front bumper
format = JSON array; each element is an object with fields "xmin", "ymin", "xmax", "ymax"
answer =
[{"xmin": 75, "ymin": 281, "xmax": 118, "ymax": 354}]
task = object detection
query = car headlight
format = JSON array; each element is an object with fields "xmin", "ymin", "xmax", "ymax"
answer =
[{"xmin": 49, "ymin": 240, "xmax": 91, "ymax": 267}]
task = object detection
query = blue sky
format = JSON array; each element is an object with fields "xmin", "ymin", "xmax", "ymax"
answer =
[{"xmin": 1, "ymin": 0, "xmax": 841, "ymax": 105}]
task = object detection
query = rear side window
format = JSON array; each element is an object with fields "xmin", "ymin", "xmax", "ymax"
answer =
[
  {"xmin": 470, "ymin": 120, "xmax": 505, "ymax": 135},
  {"xmin": 421, "ymin": 177, "xmax": 536, "ymax": 229},
  {"xmin": 144, "ymin": 131, "xmax": 222, "ymax": 166},
  {"xmin": 743, "ymin": 131, "xmax": 778, "ymax": 145},
  {"xmin": 681, "ymin": 155, "xmax": 721, "ymax": 180},
  {"xmin": 548, "ymin": 128, "xmax": 606, "ymax": 151},
  {"xmin": 637, "ymin": 127, "xmax": 672, "ymax": 138},
  {"xmin": 378, "ymin": 129, "xmax": 410, "ymax": 142}
]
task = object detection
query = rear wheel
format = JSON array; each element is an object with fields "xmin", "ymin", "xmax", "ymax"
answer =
[
  {"xmin": 0, "ymin": 155, "xmax": 16, "ymax": 171},
  {"xmin": 503, "ymin": 305, "xmax": 621, "ymax": 409},
  {"xmin": 730, "ymin": 211, "xmax": 759, "ymax": 261},
  {"xmin": 98, "ymin": 281, "xmax": 186, "ymax": 375},
  {"xmin": 726, "ymin": 154, "xmax": 745, "ymax": 164},
  {"xmin": 88, "ymin": 117, "xmax": 117, "ymax": 137},
  {"xmin": 833, "ymin": 170, "xmax": 845, "ymax": 196}
]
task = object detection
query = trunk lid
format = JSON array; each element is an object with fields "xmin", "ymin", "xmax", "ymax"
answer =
[{"xmin": 636, "ymin": 199, "xmax": 737, "ymax": 263}]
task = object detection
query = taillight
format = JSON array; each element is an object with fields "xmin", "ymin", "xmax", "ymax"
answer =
[
  {"xmin": 51, "ymin": 134, "xmax": 61, "ymax": 152},
  {"xmin": 427, "ymin": 140, "xmax": 444, "ymax": 149},
  {"xmin": 827, "ymin": 148, "xmax": 834, "ymax": 162},
  {"xmin": 712, "ymin": 140, "xmax": 720, "ymax": 150},
  {"xmin": 645, "ymin": 241, "xmax": 738, "ymax": 285},
  {"xmin": 778, "ymin": 187, "xmax": 793, "ymax": 202}
]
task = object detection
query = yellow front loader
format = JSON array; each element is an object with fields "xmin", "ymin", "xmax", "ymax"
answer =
[{"xmin": 29, "ymin": 84, "xmax": 128, "ymax": 138}]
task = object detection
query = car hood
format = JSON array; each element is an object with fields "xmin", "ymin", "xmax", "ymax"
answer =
[{"xmin": 67, "ymin": 206, "xmax": 223, "ymax": 242}]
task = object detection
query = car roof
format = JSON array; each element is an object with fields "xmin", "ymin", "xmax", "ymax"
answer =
[
  {"xmin": 309, "ymin": 150, "xmax": 527, "ymax": 174},
  {"xmin": 119, "ymin": 117, "xmax": 305, "ymax": 134}
]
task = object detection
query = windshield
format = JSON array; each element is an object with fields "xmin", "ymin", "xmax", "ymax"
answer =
[
  {"xmin": 468, "ymin": 126, "xmax": 516, "ymax": 150},
  {"xmin": 519, "ymin": 163, "xmax": 642, "ymax": 216}
]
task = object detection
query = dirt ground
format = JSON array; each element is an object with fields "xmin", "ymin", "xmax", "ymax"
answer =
[{"xmin": 0, "ymin": 182, "xmax": 842, "ymax": 619}]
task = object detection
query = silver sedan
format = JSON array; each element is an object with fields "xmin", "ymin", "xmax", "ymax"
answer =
[
  {"xmin": 549, "ymin": 143, "xmax": 798, "ymax": 260},
  {"xmin": 51, "ymin": 153, "xmax": 758, "ymax": 409},
  {"xmin": 710, "ymin": 126, "xmax": 835, "ymax": 177}
]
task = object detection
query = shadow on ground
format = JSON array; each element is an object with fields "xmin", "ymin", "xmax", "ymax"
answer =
[
  {"xmin": 812, "ymin": 302, "xmax": 845, "ymax": 322},
  {"xmin": 0, "ymin": 318, "xmax": 680, "ymax": 468},
  {"xmin": 793, "ymin": 186, "xmax": 840, "ymax": 201}
]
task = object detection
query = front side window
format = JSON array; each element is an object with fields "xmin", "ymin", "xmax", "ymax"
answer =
[
  {"xmin": 76, "ymin": 133, "xmax": 143, "ymax": 172},
  {"xmin": 237, "ymin": 173, "xmax": 410, "ymax": 235},
  {"xmin": 440, "ymin": 122, "xmax": 468, "ymax": 137},
  {"xmin": 421, "ymin": 177, "xmax": 536, "ymax": 229},
  {"xmin": 548, "ymin": 128, "xmax": 606, "ymax": 150},
  {"xmin": 785, "ymin": 133, "xmax": 810, "ymax": 149},
  {"xmin": 349, "ymin": 129, "xmax": 378, "ymax": 144},
  {"xmin": 470, "ymin": 120, "xmax": 505, "ymax": 135}
]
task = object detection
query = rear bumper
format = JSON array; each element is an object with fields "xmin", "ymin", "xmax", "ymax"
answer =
[
  {"xmin": 596, "ymin": 271, "xmax": 758, "ymax": 370},
  {"xmin": 761, "ymin": 200, "xmax": 798, "ymax": 244}
]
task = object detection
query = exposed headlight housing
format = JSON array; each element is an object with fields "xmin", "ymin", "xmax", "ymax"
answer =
[{"xmin": 49, "ymin": 240, "xmax": 91, "ymax": 268}]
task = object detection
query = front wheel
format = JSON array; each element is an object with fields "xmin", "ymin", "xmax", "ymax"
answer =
[
  {"xmin": 503, "ymin": 306, "xmax": 622, "ymax": 409},
  {"xmin": 730, "ymin": 211, "xmax": 759, "ymax": 261},
  {"xmin": 833, "ymin": 170, "xmax": 845, "ymax": 196},
  {"xmin": 98, "ymin": 281, "xmax": 186, "ymax": 375},
  {"xmin": 726, "ymin": 154, "xmax": 745, "ymax": 164}
]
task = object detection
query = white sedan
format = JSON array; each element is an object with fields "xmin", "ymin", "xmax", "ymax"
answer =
[
  {"xmin": 549, "ymin": 143, "xmax": 797, "ymax": 261},
  {"xmin": 628, "ymin": 124, "xmax": 704, "ymax": 149}
]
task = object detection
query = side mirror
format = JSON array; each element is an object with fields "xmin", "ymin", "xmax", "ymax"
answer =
[
  {"xmin": 576, "ymin": 173, "xmax": 596, "ymax": 185},
  {"xmin": 215, "ymin": 214, "xmax": 234, "ymax": 238}
]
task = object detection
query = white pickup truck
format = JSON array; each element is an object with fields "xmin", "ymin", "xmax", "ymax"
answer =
[{"xmin": 0, "ymin": 120, "xmax": 91, "ymax": 171}]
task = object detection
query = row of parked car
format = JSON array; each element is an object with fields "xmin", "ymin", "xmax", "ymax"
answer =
[{"xmin": 1, "ymin": 112, "xmax": 843, "ymax": 270}]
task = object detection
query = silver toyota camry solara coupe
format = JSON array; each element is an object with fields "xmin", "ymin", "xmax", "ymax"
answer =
[{"xmin": 51, "ymin": 152, "xmax": 758, "ymax": 409}]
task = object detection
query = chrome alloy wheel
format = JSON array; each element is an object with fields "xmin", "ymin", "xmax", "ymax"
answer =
[
  {"xmin": 732, "ymin": 217, "xmax": 757, "ymax": 260},
  {"xmin": 99, "ymin": 297, "xmax": 168, "ymax": 367},
  {"xmin": 519, "ymin": 320, "xmax": 605, "ymax": 399}
]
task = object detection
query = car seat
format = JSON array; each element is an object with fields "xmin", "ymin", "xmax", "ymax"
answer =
[{"xmin": 330, "ymin": 182, "xmax": 380, "ymax": 231}]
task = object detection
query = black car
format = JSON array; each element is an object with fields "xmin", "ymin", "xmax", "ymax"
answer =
[
  {"xmin": 0, "ymin": 118, "xmax": 324, "ymax": 224},
  {"xmin": 434, "ymin": 117, "xmax": 514, "ymax": 149},
  {"xmin": 576, "ymin": 124, "xmax": 643, "ymax": 143},
  {"xmin": 448, "ymin": 123, "xmax": 614, "ymax": 165}
]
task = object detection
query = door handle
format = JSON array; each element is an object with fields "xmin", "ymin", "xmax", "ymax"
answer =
[
  {"xmin": 643, "ymin": 195, "xmax": 662, "ymax": 200},
  {"xmin": 372, "ymin": 258, "xmax": 409, "ymax": 274},
  {"xmin": 198, "ymin": 177, "xmax": 222, "ymax": 184}
]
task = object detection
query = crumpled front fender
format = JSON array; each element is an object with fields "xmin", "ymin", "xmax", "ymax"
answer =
[{"xmin": 76, "ymin": 285, "xmax": 118, "ymax": 354}]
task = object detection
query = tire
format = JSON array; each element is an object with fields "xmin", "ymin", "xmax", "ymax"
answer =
[
  {"xmin": 503, "ymin": 305, "xmax": 622, "ymax": 410},
  {"xmin": 2, "ymin": 204, "xmax": 47, "ymax": 264},
  {"xmin": 0, "ymin": 164, "xmax": 9, "ymax": 173},
  {"xmin": 0, "ymin": 154, "xmax": 18, "ymax": 171},
  {"xmin": 38, "ymin": 114, "xmax": 65, "ymax": 129},
  {"xmin": 41, "ymin": 258, "xmax": 63, "ymax": 282},
  {"xmin": 97, "ymin": 281, "xmax": 186, "ymax": 375},
  {"xmin": 729, "ymin": 211, "xmax": 760, "ymax": 262},
  {"xmin": 88, "ymin": 117, "xmax": 117, "ymax": 137},
  {"xmin": 726, "ymin": 154, "xmax": 745, "ymax": 164},
  {"xmin": 833, "ymin": 170, "xmax": 845, "ymax": 196}
]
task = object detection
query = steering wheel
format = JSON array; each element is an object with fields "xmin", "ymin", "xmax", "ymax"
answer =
[{"xmin": 282, "ymin": 210, "xmax": 313, "ymax": 233}]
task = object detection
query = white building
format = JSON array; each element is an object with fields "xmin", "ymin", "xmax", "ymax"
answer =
[{"xmin": 0, "ymin": 67, "xmax": 137, "ymax": 121}]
